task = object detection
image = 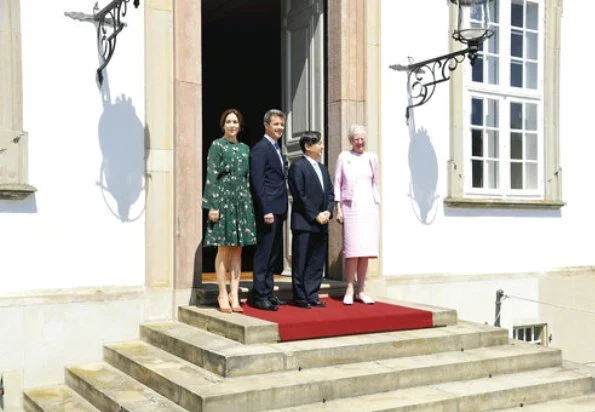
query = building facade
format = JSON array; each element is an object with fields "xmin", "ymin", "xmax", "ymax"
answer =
[{"xmin": 2, "ymin": 0, "xmax": 594, "ymax": 409}]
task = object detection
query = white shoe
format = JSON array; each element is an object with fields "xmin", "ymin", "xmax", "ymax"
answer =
[
  {"xmin": 343, "ymin": 294, "xmax": 354, "ymax": 305},
  {"xmin": 355, "ymin": 293, "xmax": 375, "ymax": 304}
]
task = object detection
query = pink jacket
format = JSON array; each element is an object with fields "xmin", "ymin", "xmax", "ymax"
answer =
[{"xmin": 334, "ymin": 151, "xmax": 380, "ymax": 204}]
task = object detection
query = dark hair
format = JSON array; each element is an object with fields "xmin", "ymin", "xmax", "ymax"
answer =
[
  {"xmin": 219, "ymin": 108, "xmax": 244, "ymax": 132},
  {"xmin": 263, "ymin": 109, "xmax": 285, "ymax": 124},
  {"xmin": 299, "ymin": 131, "xmax": 322, "ymax": 153}
]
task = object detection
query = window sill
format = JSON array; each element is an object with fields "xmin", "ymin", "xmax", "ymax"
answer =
[
  {"xmin": 444, "ymin": 197, "xmax": 565, "ymax": 210},
  {"xmin": 0, "ymin": 183, "xmax": 37, "ymax": 200}
]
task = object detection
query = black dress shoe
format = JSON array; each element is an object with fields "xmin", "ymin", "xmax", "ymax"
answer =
[
  {"xmin": 269, "ymin": 296, "xmax": 287, "ymax": 306},
  {"xmin": 293, "ymin": 300, "xmax": 312, "ymax": 309},
  {"xmin": 309, "ymin": 300, "xmax": 326, "ymax": 308},
  {"xmin": 252, "ymin": 299, "xmax": 279, "ymax": 311}
]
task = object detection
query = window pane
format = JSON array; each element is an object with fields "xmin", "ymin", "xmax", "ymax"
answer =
[
  {"xmin": 511, "ymin": 162, "xmax": 523, "ymax": 189},
  {"xmin": 511, "ymin": 2, "xmax": 524, "ymax": 27},
  {"xmin": 510, "ymin": 102, "xmax": 523, "ymax": 129},
  {"xmin": 511, "ymin": 132, "xmax": 523, "ymax": 159},
  {"xmin": 526, "ymin": 62, "xmax": 538, "ymax": 89},
  {"xmin": 472, "ymin": 98, "xmax": 483, "ymax": 126},
  {"xmin": 487, "ymin": 160, "xmax": 499, "ymax": 189},
  {"xmin": 526, "ymin": 32, "xmax": 538, "ymax": 60},
  {"xmin": 472, "ymin": 129, "xmax": 483, "ymax": 156},
  {"xmin": 511, "ymin": 61, "xmax": 523, "ymax": 87},
  {"xmin": 487, "ymin": 99, "xmax": 499, "ymax": 127},
  {"xmin": 526, "ymin": 163, "xmax": 537, "ymax": 189},
  {"xmin": 472, "ymin": 159, "xmax": 484, "ymax": 188},
  {"xmin": 511, "ymin": 29, "xmax": 523, "ymax": 58},
  {"xmin": 525, "ymin": 103, "xmax": 537, "ymax": 130},
  {"xmin": 487, "ymin": 130, "xmax": 499, "ymax": 157},
  {"xmin": 527, "ymin": 2, "xmax": 539, "ymax": 30},
  {"xmin": 490, "ymin": 0, "xmax": 499, "ymax": 24},
  {"xmin": 526, "ymin": 133, "xmax": 537, "ymax": 160},
  {"xmin": 487, "ymin": 56, "xmax": 499, "ymax": 84},
  {"xmin": 473, "ymin": 56, "xmax": 484, "ymax": 82},
  {"xmin": 517, "ymin": 328, "xmax": 524, "ymax": 340},
  {"xmin": 526, "ymin": 327, "xmax": 533, "ymax": 342},
  {"xmin": 488, "ymin": 26, "xmax": 499, "ymax": 54}
]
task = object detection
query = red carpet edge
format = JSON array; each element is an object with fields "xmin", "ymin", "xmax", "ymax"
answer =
[{"xmin": 242, "ymin": 297, "xmax": 434, "ymax": 341}]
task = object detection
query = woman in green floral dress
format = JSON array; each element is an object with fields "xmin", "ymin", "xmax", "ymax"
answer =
[{"xmin": 203, "ymin": 108, "xmax": 257, "ymax": 313}]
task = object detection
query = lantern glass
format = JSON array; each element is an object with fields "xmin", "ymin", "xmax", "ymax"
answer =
[{"xmin": 451, "ymin": 0, "xmax": 494, "ymax": 44}]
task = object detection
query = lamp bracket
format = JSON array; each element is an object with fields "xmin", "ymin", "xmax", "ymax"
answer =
[
  {"xmin": 64, "ymin": 0, "xmax": 140, "ymax": 85},
  {"xmin": 389, "ymin": 43, "xmax": 479, "ymax": 122}
]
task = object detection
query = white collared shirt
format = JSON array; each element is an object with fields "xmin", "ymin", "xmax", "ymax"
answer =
[{"xmin": 305, "ymin": 155, "xmax": 324, "ymax": 189}]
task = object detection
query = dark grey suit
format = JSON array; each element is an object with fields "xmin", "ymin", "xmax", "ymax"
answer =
[
  {"xmin": 250, "ymin": 136, "xmax": 288, "ymax": 303},
  {"xmin": 287, "ymin": 156, "xmax": 334, "ymax": 304}
]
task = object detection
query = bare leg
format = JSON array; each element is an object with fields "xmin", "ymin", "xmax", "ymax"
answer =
[
  {"xmin": 215, "ymin": 246, "xmax": 231, "ymax": 312},
  {"xmin": 229, "ymin": 246, "xmax": 244, "ymax": 312},
  {"xmin": 355, "ymin": 258, "xmax": 374, "ymax": 304},
  {"xmin": 343, "ymin": 257, "xmax": 357, "ymax": 304}
]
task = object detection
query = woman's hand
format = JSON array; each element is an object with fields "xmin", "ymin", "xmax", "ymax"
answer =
[
  {"xmin": 335, "ymin": 203, "xmax": 343, "ymax": 224},
  {"xmin": 209, "ymin": 209, "xmax": 220, "ymax": 223}
]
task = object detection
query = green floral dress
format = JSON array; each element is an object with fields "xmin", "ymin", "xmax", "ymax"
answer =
[{"xmin": 203, "ymin": 137, "xmax": 257, "ymax": 247}]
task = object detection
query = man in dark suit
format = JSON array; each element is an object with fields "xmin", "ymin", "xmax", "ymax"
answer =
[
  {"xmin": 249, "ymin": 109, "xmax": 289, "ymax": 311},
  {"xmin": 287, "ymin": 131, "xmax": 334, "ymax": 309}
]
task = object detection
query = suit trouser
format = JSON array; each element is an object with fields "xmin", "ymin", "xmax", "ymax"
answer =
[
  {"xmin": 291, "ymin": 230, "xmax": 327, "ymax": 303},
  {"xmin": 252, "ymin": 215, "xmax": 284, "ymax": 301}
]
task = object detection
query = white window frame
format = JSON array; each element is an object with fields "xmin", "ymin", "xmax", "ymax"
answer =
[
  {"xmin": 446, "ymin": 0, "xmax": 563, "ymax": 209},
  {"xmin": 0, "ymin": 0, "xmax": 35, "ymax": 200},
  {"xmin": 513, "ymin": 322, "xmax": 548, "ymax": 346},
  {"xmin": 462, "ymin": 0, "xmax": 544, "ymax": 199}
]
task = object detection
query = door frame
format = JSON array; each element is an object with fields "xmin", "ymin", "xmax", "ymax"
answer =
[{"xmin": 142, "ymin": 0, "xmax": 380, "ymax": 292}]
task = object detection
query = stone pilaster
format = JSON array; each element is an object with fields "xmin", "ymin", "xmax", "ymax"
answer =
[
  {"xmin": 144, "ymin": 0, "xmax": 174, "ymax": 294},
  {"xmin": 173, "ymin": 0, "xmax": 202, "ymax": 292}
]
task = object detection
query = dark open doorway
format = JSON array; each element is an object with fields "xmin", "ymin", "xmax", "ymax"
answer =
[{"xmin": 201, "ymin": 0, "xmax": 282, "ymax": 272}]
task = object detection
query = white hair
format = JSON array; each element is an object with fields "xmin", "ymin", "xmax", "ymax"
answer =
[{"xmin": 348, "ymin": 124, "xmax": 367, "ymax": 140}]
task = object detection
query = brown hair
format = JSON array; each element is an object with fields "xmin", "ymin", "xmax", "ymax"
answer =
[{"xmin": 219, "ymin": 108, "xmax": 244, "ymax": 132}]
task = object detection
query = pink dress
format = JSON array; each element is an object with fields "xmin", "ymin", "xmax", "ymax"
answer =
[{"xmin": 334, "ymin": 151, "xmax": 380, "ymax": 258}]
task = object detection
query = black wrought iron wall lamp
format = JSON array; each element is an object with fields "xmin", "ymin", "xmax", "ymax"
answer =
[
  {"xmin": 389, "ymin": 0, "xmax": 494, "ymax": 121},
  {"xmin": 65, "ymin": 0, "xmax": 140, "ymax": 85}
]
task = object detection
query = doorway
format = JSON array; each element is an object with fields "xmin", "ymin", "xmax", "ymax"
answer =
[{"xmin": 201, "ymin": 0, "xmax": 282, "ymax": 272}]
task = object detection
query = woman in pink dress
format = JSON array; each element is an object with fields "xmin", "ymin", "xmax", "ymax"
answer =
[{"xmin": 334, "ymin": 124, "xmax": 380, "ymax": 305}]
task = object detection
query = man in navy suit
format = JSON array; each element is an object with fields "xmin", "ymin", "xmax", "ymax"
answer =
[
  {"xmin": 287, "ymin": 131, "xmax": 334, "ymax": 309},
  {"xmin": 249, "ymin": 109, "xmax": 289, "ymax": 311}
]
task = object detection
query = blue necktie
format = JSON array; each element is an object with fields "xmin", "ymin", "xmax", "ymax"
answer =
[{"xmin": 273, "ymin": 142, "xmax": 283, "ymax": 167}]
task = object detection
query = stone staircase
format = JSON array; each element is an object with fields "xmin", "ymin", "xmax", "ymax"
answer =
[{"xmin": 23, "ymin": 282, "xmax": 595, "ymax": 411}]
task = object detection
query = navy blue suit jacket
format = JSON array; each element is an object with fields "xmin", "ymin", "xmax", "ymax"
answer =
[
  {"xmin": 250, "ymin": 137, "xmax": 288, "ymax": 217},
  {"xmin": 288, "ymin": 156, "xmax": 334, "ymax": 233}
]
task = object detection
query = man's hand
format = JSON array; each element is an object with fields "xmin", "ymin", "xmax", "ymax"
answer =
[
  {"xmin": 264, "ymin": 213, "xmax": 274, "ymax": 225},
  {"xmin": 208, "ymin": 209, "xmax": 220, "ymax": 223},
  {"xmin": 316, "ymin": 211, "xmax": 330, "ymax": 225}
]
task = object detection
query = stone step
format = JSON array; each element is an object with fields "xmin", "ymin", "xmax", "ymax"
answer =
[
  {"xmin": 65, "ymin": 361, "xmax": 186, "ymax": 412},
  {"xmin": 103, "ymin": 338, "xmax": 563, "ymax": 412},
  {"xmin": 24, "ymin": 385, "xmax": 99, "ymax": 412},
  {"xmin": 141, "ymin": 320, "xmax": 509, "ymax": 377},
  {"xmin": 271, "ymin": 365, "xmax": 595, "ymax": 411},
  {"xmin": 495, "ymin": 393, "xmax": 595, "ymax": 411},
  {"xmin": 178, "ymin": 298, "xmax": 458, "ymax": 344},
  {"xmin": 195, "ymin": 277, "xmax": 345, "ymax": 306},
  {"xmin": 178, "ymin": 305, "xmax": 279, "ymax": 344}
]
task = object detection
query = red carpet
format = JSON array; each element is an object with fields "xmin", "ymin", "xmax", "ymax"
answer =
[{"xmin": 242, "ymin": 297, "xmax": 434, "ymax": 341}]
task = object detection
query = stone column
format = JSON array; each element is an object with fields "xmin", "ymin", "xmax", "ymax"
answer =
[
  {"xmin": 144, "ymin": 0, "xmax": 175, "ymax": 314},
  {"xmin": 326, "ymin": 0, "xmax": 368, "ymax": 280},
  {"xmin": 173, "ymin": 0, "xmax": 202, "ymax": 293}
]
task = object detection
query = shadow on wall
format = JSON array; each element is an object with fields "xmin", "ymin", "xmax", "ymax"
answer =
[
  {"xmin": 96, "ymin": 71, "xmax": 145, "ymax": 222},
  {"xmin": 0, "ymin": 196, "xmax": 38, "ymax": 213},
  {"xmin": 407, "ymin": 108, "xmax": 439, "ymax": 225}
]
